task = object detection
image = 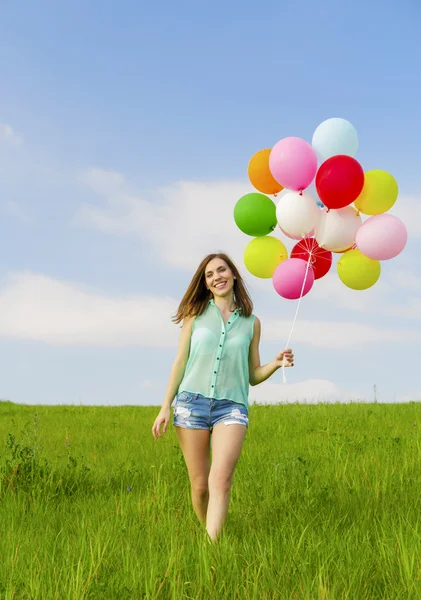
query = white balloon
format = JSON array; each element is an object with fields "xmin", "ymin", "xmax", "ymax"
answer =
[
  {"xmin": 312, "ymin": 117, "xmax": 358, "ymax": 163},
  {"xmin": 276, "ymin": 191, "xmax": 321, "ymax": 238},
  {"xmin": 315, "ymin": 206, "xmax": 362, "ymax": 251}
]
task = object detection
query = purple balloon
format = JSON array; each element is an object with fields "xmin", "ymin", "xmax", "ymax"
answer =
[
  {"xmin": 269, "ymin": 137, "xmax": 318, "ymax": 192},
  {"xmin": 356, "ymin": 214, "xmax": 407, "ymax": 260},
  {"xmin": 272, "ymin": 258, "xmax": 315, "ymax": 300}
]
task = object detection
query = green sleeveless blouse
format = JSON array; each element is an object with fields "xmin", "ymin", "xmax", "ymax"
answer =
[{"xmin": 178, "ymin": 299, "xmax": 256, "ymax": 407}]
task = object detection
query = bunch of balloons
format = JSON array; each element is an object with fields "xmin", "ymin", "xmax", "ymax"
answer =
[{"xmin": 234, "ymin": 118, "xmax": 407, "ymax": 300}]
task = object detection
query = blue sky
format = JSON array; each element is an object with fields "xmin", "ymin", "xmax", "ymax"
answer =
[{"xmin": 0, "ymin": 0, "xmax": 420, "ymax": 405}]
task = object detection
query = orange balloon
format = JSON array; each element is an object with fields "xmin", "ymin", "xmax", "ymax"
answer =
[{"xmin": 248, "ymin": 149, "xmax": 283, "ymax": 195}]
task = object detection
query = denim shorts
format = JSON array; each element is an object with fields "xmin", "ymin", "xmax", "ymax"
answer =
[{"xmin": 173, "ymin": 391, "xmax": 249, "ymax": 431}]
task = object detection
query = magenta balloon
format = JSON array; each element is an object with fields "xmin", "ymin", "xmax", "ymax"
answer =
[
  {"xmin": 272, "ymin": 258, "xmax": 315, "ymax": 300},
  {"xmin": 269, "ymin": 137, "xmax": 318, "ymax": 192},
  {"xmin": 356, "ymin": 214, "xmax": 408, "ymax": 260}
]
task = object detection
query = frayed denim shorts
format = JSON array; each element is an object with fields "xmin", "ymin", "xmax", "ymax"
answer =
[{"xmin": 173, "ymin": 391, "xmax": 249, "ymax": 431}]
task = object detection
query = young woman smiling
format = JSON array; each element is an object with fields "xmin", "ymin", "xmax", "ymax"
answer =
[{"xmin": 152, "ymin": 253, "xmax": 294, "ymax": 541}]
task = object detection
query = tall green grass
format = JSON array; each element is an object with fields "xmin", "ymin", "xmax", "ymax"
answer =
[{"xmin": 0, "ymin": 400, "xmax": 420, "ymax": 599}]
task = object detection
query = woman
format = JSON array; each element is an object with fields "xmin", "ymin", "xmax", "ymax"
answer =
[{"xmin": 151, "ymin": 253, "xmax": 294, "ymax": 541}]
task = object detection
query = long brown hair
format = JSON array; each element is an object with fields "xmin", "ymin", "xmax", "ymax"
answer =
[{"xmin": 172, "ymin": 253, "xmax": 253, "ymax": 324}]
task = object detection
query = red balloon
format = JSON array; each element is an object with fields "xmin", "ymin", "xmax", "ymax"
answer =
[
  {"xmin": 316, "ymin": 155, "xmax": 365, "ymax": 209},
  {"xmin": 291, "ymin": 238, "xmax": 332, "ymax": 280}
]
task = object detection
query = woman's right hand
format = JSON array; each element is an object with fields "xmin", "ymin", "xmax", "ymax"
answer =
[{"xmin": 152, "ymin": 407, "xmax": 171, "ymax": 440}]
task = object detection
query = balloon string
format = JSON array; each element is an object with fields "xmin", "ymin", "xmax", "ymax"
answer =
[
  {"xmin": 293, "ymin": 240, "xmax": 333, "ymax": 263},
  {"xmin": 294, "ymin": 251, "xmax": 333, "ymax": 265},
  {"xmin": 282, "ymin": 252, "xmax": 313, "ymax": 384},
  {"xmin": 310, "ymin": 254, "xmax": 332, "ymax": 263}
]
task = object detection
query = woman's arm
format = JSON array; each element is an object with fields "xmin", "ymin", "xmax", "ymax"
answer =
[
  {"xmin": 248, "ymin": 317, "xmax": 294, "ymax": 387},
  {"xmin": 161, "ymin": 316, "xmax": 194, "ymax": 409}
]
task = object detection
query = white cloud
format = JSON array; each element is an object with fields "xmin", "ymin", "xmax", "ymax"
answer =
[
  {"xmin": 0, "ymin": 272, "xmax": 179, "ymax": 347},
  {"xmin": 4, "ymin": 168, "xmax": 421, "ymax": 349},
  {"xmin": 0, "ymin": 200, "xmax": 31, "ymax": 223},
  {"xmin": 80, "ymin": 168, "xmax": 125, "ymax": 196},
  {"xmin": 262, "ymin": 317, "xmax": 420, "ymax": 348},
  {"xmin": 249, "ymin": 378, "xmax": 362, "ymax": 404},
  {"xmin": 390, "ymin": 195, "xmax": 421, "ymax": 237},
  {"xmin": 75, "ymin": 169, "xmax": 256, "ymax": 269},
  {"xmin": 141, "ymin": 379, "xmax": 158, "ymax": 390},
  {"xmin": 0, "ymin": 124, "xmax": 23, "ymax": 147},
  {"xmin": 310, "ymin": 269, "xmax": 421, "ymax": 319},
  {"xmin": 0, "ymin": 271, "xmax": 418, "ymax": 349},
  {"xmin": 387, "ymin": 270, "xmax": 421, "ymax": 292},
  {"xmin": 308, "ymin": 270, "xmax": 390, "ymax": 313},
  {"xmin": 393, "ymin": 389, "xmax": 421, "ymax": 403},
  {"xmin": 249, "ymin": 379, "xmax": 421, "ymax": 405}
]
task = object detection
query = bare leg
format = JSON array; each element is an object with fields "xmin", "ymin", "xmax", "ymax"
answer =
[
  {"xmin": 175, "ymin": 426, "xmax": 211, "ymax": 525},
  {"xmin": 206, "ymin": 423, "xmax": 247, "ymax": 541}
]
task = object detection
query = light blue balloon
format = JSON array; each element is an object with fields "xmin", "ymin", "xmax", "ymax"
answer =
[
  {"xmin": 307, "ymin": 182, "xmax": 325, "ymax": 209},
  {"xmin": 312, "ymin": 118, "xmax": 358, "ymax": 163}
]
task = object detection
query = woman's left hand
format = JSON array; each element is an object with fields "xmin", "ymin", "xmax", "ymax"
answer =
[{"xmin": 274, "ymin": 348, "xmax": 294, "ymax": 368}]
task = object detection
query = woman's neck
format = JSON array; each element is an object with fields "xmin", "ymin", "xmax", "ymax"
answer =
[{"xmin": 213, "ymin": 294, "xmax": 236, "ymax": 313}]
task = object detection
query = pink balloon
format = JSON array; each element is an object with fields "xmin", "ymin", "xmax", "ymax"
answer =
[
  {"xmin": 279, "ymin": 226, "xmax": 315, "ymax": 240},
  {"xmin": 269, "ymin": 137, "xmax": 318, "ymax": 192},
  {"xmin": 272, "ymin": 258, "xmax": 315, "ymax": 300},
  {"xmin": 356, "ymin": 214, "xmax": 408, "ymax": 260}
]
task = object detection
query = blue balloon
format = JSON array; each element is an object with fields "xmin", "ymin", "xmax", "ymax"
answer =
[
  {"xmin": 312, "ymin": 118, "xmax": 358, "ymax": 163},
  {"xmin": 306, "ymin": 182, "xmax": 325, "ymax": 209}
]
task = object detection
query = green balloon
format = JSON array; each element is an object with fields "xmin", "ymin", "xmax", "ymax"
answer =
[{"xmin": 234, "ymin": 193, "xmax": 277, "ymax": 237}]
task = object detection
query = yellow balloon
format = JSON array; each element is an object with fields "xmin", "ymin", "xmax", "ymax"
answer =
[
  {"xmin": 337, "ymin": 248, "xmax": 381, "ymax": 290},
  {"xmin": 354, "ymin": 170, "xmax": 398, "ymax": 215},
  {"xmin": 244, "ymin": 236, "xmax": 288, "ymax": 278}
]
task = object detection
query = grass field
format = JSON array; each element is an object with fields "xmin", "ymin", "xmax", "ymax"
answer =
[{"xmin": 0, "ymin": 399, "xmax": 420, "ymax": 599}]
